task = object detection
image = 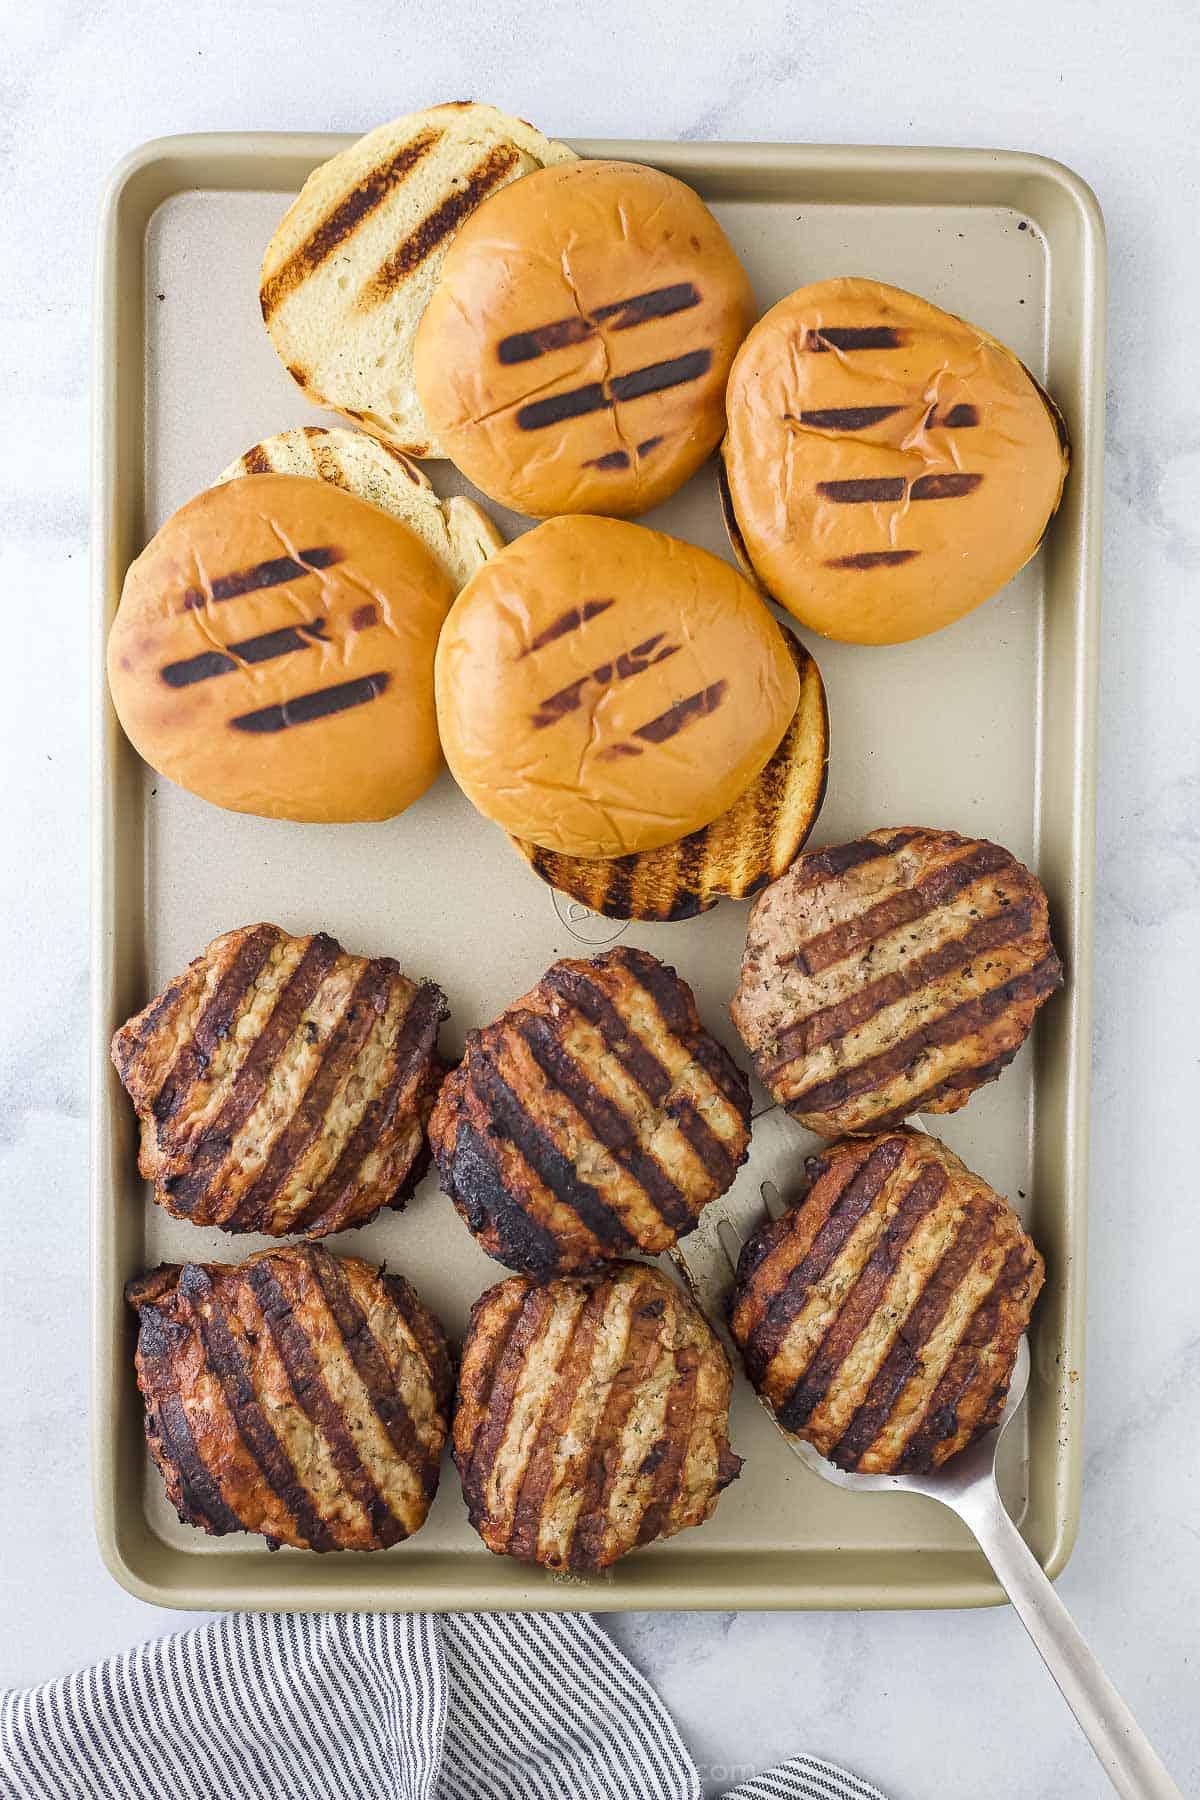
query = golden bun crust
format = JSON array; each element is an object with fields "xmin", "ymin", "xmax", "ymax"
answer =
[
  {"xmin": 259, "ymin": 103, "xmax": 575, "ymax": 457},
  {"xmin": 454, "ymin": 1261, "xmax": 742, "ymax": 1570},
  {"xmin": 511, "ymin": 628, "xmax": 828, "ymax": 920},
  {"xmin": 413, "ymin": 159, "xmax": 755, "ymax": 516},
  {"xmin": 729, "ymin": 1130, "xmax": 1044, "ymax": 1473},
  {"xmin": 107, "ymin": 473, "xmax": 456, "ymax": 822},
  {"xmin": 721, "ymin": 278, "xmax": 1069, "ymax": 645},
  {"xmin": 215, "ymin": 426, "xmax": 504, "ymax": 590},
  {"xmin": 434, "ymin": 515, "xmax": 801, "ymax": 858},
  {"xmin": 128, "ymin": 1246, "xmax": 453, "ymax": 1551}
]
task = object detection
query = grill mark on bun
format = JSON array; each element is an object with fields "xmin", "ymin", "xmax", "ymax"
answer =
[
  {"xmin": 239, "ymin": 444, "xmax": 275, "ymax": 475},
  {"xmin": 245, "ymin": 1259, "xmax": 403, "ymax": 1545},
  {"xmin": 151, "ymin": 925, "xmax": 281, "ymax": 1126},
  {"xmin": 162, "ymin": 933, "xmax": 342, "ymax": 1219},
  {"xmin": 926, "ymin": 403, "xmax": 979, "ymax": 429},
  {"xmin": 794, "ymin": 405, "xmax": 903, "ymax": 429},
  {"xmin": 583, "ymin": 450, "xmax": 631, "ymax": 471},
  {"xmin": 358, "ymin": 143, "xmax": 522, "ymax": 310},
  {"xmin": 530, "ymin": 635, "xmax": 680, "ymax": 729},
  {"xmin": 804, "ymin": 326, "xmax": 905, "ymax": 351},
  {"xmin": 637, "ymin": 435, "xmax": 663, "ymax": 456},
  {"xmin": 260, "ymin": 127, "xmax": 443, "ymax": 320},
  {"xmin": 825, "ymin": 549, "xmax": 920, "ymax": 570},
  {"xmin": 519, "ymin": 597, "xmax": 615, "ymax": 657},
  {"xmin": 178, "ymin": 1264, "xmax": 336, "ymax": 1551},
  {"xmin": 817, "ymin": 477, "xmax": 907, "ymax": 504},
  {"xmin": 160, "ymin": 619, "xmax": 331, "ymax": 689},
  {"xmin": 829, "ymin": 1204, "xmax": 998, "ymax": 1468},
  {"xmin": 515, "ymin": 349, "xmax": 713, "ymax": 432},
  {"xmin": 229, "ymin": 671, "xmax": 391, "ymax": 734},
  {"xmin": 181, "ymin": 546, "xmax": 342, "ymax": 611},
  {"xmin": 744, "ymin": 1139, "xmax": 905, "ymax": 1380},
  {"xmin": 497, "ymin": 284, "xmax": 702, "ymax": 365},
  {"xmin": 516, "ymin": 381, "xmax": 611, "ymax": 431},
  {"xmin": 632, "ymin": 679, "xmax": 728, "ymax": 745},
  {"xmin": 777, "ymin": 1163, "xmax": 948, "ymax": 1431},
  {"xmin": 787, "ymin": 954, "xmax": 1063, "ymax": 1117},
  {"xmin": 911, "ymin": 472, "xmax": 984, "ymax": 500},
  {"xmin": 610, "ymin": 349, "xmax": 712, "ymax": 403}
]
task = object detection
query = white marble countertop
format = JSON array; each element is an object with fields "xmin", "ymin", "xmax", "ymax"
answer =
[{"xmin": 3, "ymin": 3, "xmax": 1198, "ymax": 1795}]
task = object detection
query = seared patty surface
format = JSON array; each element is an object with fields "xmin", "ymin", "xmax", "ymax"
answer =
[
  {"xmin": 429, "ymin": 947, "xmax": 752, "ymax": 1275},
  {"xmin": 731, "ymin": 827, "xmax": 1062, "ymax": 1136},
  {"xmin": 113, "ymin": 922, "xmax": 446, "ymax": 1236},
  {"xmin": 128, "ymin": 1246, "xmax": 453, "ymax": 1551},
  {"xmin": 729, "ymin": 1129, "xmax": 1043, "ymax": 1473},
  {"xmin": 454, "ymin": 1260, "xmax": 742, "ymax": 1571}
]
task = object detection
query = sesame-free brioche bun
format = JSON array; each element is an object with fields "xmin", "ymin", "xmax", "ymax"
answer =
[
  {"xmin": 107, "ymin": 473, "xmax": 455, "ymax": 822},
  {"xmin": 720, "ymin": 278, "xmax": 1069, "ymax": 646},
  {"xmin": 413, "ymin": 160, "xmax": 756, "ymax": 518},
  {"xmin": 215, "ymin": 426, "xmax": 504, "ymax": 590},
  {"xmin": 259, "ymin": 104, "xmax": 575, "ymax": 457},
  {"xmin": 434, "ymin": 515, "xmax": 800, "ymax": 859}
]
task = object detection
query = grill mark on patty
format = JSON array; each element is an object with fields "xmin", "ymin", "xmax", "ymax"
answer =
[
  {"xmin": 506, "ymin": 1279, "xmax": 610, "ymax": 1561},
  {"xmin": 829, "ymin": 1204, "xmax": 999, "ymax": 1469},
  {"xmin": 804, "ymin": 326, "xmax": 905, "ymax": 351},
  {"xmin": 180, "ymin": 547, "xmax": 342, "ymax": 611},
  {"xmin": 136, "ymin": 1306, "xmax": 245, "ymax": 1536},
  {"xmin": 519, "ymin": 598, "xmax": 615, "ymax": 657},
  {"xmin": 744, "ymin": 1139, "xmax": 906, "ymax": 1380},
  {"xmin": 358, "ymin": 143, "xmax": 522, "ymax": 309},
  {"xmin": 446, "ymin": 1119, "xmax": 564, "ymax": 1276},
  {"xmin": 776, "ymin": 1163, "xmax": 948, "ymax": 1431},
  {"xmin": 515, "ymin": 349, "xmax": 713, "ymax": 432},
  {"xmin": 569, "ymin": 1283, "xmax": 666, "ymax": 1570},
  {"xmin": 824, "ymin": 550, "xmax": 920, "ymax": 570},
  {"xmin": 635, "ymin": 1347, "xmax": 700, "ymax": 1546},
  {"xmin": 246, "ymin": 1260, "xmax": 403, "ymax": 1545},
  {"xmin": 765, "ymin": 900, "xmax": 1037, "ymax": 1068},
  {"xmin": 470, "ymin": 1050, "xmax": 637, "ymax": 1254},
  {"xmin": 785, "ymin": 831, "xmax": 924, "ymax": 892},
  {"xmin": 787, "ymin": 955, "xmax": 1063, "ymax": 1117},
  {"xmin": 792, "ymin": 405, "xmax": 904, "ymax": 429},
  {"xmin": 162, "ymin": 933, "xmax": 342, "ymax": 1218},
  {"xmin": 179, "ymin": 1265, "xmax": 336, "ymax": 1551},
  {"xmin": 780, "ymin": 842, "xmax": 1015, "ymax": 976},
  {"xmin": 497, "ymin": 282, "xmax": 702, "ymax": 364},
  {"xmin": 380, "ymin": 1269, "xmax": 453, "ymax": 1414},
  {"xmin": 516, "ymin": 1015, "xmax": 695, "ymax": 1233},
  {"xmin": 530, "ymin": 635, "xmax": 680, "ymax": 729},
  {"xmin": 460, "ymin": 1287, "xmax": 554, "ymax": 1517},
  {"xmin": 260, "ymin": 127, "xmax": 443, "ymax": 320},
  {"xmin": 542, "ymin": 966, "xmax": 673, "ymax": 1105},
  {"xmin": 631, "ymin": 679, "xmax": 728, "ymax": 746},
  {"xmin": 113, "ymin": 974, "xmax": 189, "ymax": 1081},
  {"xmin": 285, "ymin": 979, "xmax": 444, "ymax": 1235},
  {"xmin": 151, "ymin": 925, "xmax": 281, "ymax": 1127},
  {"xmin": 161, "ymin": 619, "xmax": 332, "ymax": 688},
  {"xmin": 219, "ymin": 960, "xmax": 393, "ymax": 1233},
  {"xmin": 306, "ymin": 1247, "xmax": 436, "ymax": 1491},
  {"xmin": 230, "ymin": 672, "xmax": 390, "ymax": 733},
  {"xmin": 911, "ymin": 472, "xmax": 984, "ymax": 500}
]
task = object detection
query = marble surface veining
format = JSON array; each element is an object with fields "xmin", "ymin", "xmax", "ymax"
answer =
[{"xmin": 1, "ymin": 3, "xmax": 1198, "ymax": 1796}]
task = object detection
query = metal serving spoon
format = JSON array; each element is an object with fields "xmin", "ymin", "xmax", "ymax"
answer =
[{"xmin": 713, "ymin": 1190, "xmax": 1183, "ymax": 1800}]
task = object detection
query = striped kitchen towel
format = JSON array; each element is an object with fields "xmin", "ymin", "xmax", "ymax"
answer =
[{"xmin": 0, "ymin": 1610, "xmax": 888, "ymax": 1800}]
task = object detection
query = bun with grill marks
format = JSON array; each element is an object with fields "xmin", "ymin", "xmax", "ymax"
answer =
[
  {"xmin": 455, "ymin": 1260, "xmax": 742, "ymax": 1570},
  {"xmin": 414, "ymin": 158, "xmax": 755, "ymax": 517},
  {"xmin": 729, "ymin": 1129, "xmax": 1044, "ymax": 1474},
  {"xmin": 107, "ymin": 473, "xmax": 455, "ymax": 822},
  {"xmin": 260, "ymin": 104, "xmax": 575, "ymax": 457},
  {"xmin": 429, "ymin": 947, "xmax": 752, "ymax": 1276},
  {"xmin": 128, "ymin": 1246, "xmax": 452, "ymax": 1551},
  {"xmin": 720, "ymin": 277, "xmax": 1069, "ymax": 645}
]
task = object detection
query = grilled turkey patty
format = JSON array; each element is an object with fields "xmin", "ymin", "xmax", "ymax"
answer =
[
  {"xmin": 128, "ymin": 1246, "xmax": 453, "ymax": 1551},
  {"xmin": 455, "ymin": 1260, "xmax": 742, "ymax": 1571},
  {"xmin": 112, "ymin": 923, "xmax": 447, "ymax": 1237},
  {"xmin": 729, "ymin": 1129, "xmax": 1043, "ymax": 1473},
  {"xmin": 731, "ymin": 827, "xmax": 1062, "ymax": 1136},
  {"xmin": 429, "ymin": 947, "xmax": 752, "ymax": 1275}
]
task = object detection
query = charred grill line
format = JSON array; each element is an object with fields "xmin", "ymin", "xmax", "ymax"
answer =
[
  {"xmin": 911, "ymin": 472, "xmax": 984, "ymax": 500},
  {"xmin": 498, "ymin": 283, "xmax": 702, "ymax": 364},
  {"xmin": 817, "ymin": 478, "xmax": 907, "ymax": 503},
  {"xmin": 632, "ymin": 679, "xmax": 728, "ymax": 744},
  {"xmin": 136, "ymin": 1306, "xmax": 244, "ymax": 1536},
  {"xmin": 804, "ymin": 326, "xmax": 905, "ymax": 351},
  {"xmin": 520, "ymin": 598, "xmax": 615, "ymax": 656},
  {"xmin": 150, "ymin": 926, "xmax": 281, "ymax": 1128},
  {"xmin": 181, "ymin": 547, "xmax": 342, "ymax": 611},
  {"xmin": 926, "ymin": 403, "xmax": 979, "ymax": 429},
  {"xmin": 505, "ymin": 1282, "xmax": 610, "ymax": 1561},
  {"xmin": 583, "ymin": 450, "xmax": 631, "ymax": 470},
  {"xmin": 460, "ymin": 1288, "xmax": 553, "ymax": 1514},
  {"xmin": 825, "ymin": 550, "xmax": 919, "ymax": 570},
  {"xmin": 161, "ymin": 619, "xmax": 332, "ymax": 689},
  {"xmin": 230, "ymin": 671, "xmax": 391, "ymax": 734},
  {"xmin": 542, "ymin": 965, "xmax": 674, "ymax": 1105},
  {"xmin": 515, "ymin": 349, "xmax": 713, "ymax": 432},
  {"xmin": 359, "ymin": 143, "xmax": 522, "ymax": 309},
  {"xmin": 515, "ymin": 381, "xmax": 610, "ymax": 431},
  {"xmin": 530, "ymin": 635, "xmax": 680, "ymax": 729},
  {"xmin": 793, "ymin": 405, "xmax": 903, "ymax": 429},
  {"xmin": 239, "ymin": 445, "xmax": 275, "ymax": 474},
  {"xmin": 786, "ymin": 831, "xmax": 923, "ymax": 891},
  {"xmin": 635, "ymin": 1348, "xmax": 699, "ymax": 1546},
  {"xmin": 448, "ymin": 1119, "xmax": 566, "ymax": 1276},
  {"xmin": 569, "ymin": 1288, "xmax": 665, "ymax": 1569},
  {"xmin": 610, "ymin": 349, "xmax": 712, "ymax": 402}
]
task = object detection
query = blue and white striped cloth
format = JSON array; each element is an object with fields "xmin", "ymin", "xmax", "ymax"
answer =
[{"xmin": 1, "ymin": 1611, "xmax": 888, "ymax": 1800}]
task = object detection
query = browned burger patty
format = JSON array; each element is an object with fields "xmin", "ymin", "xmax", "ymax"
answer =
[
  {"xmin": 127, "ymin": 1246, "xmax": 453, "ymax": 1550},
  {"xmin": 454, "ymin": 1260, "xmax": 742, "ymax": 1570},
  {"xmin": 730, "ymin": 827, "xmax": 1062, "ymax": 1135},
  {"xmin": 729, "ymin": 1129, "xmax": 1044, "ymax": 1473},
  {"xmin": 112, "ymin": 922, "xmax": 447, "ymax": 1237},
  {"xmin": 429, "ymin": 947, "xmax": 752, "ymax": 1275}
]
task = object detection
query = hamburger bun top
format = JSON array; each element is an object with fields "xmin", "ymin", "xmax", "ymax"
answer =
[
  {"xmin": 413, "ymin": 159, "xmax": 756, "ymax": 518},
  {"xmin": 259, "ymin": 103, "xmax": 575, "ymax": 457},
  {"xmin": 107, "ymin": 473, "xmax": 455, "ymax": 822},
  {"xmin": 434, "ymin": 515, "xmax": 800, "ymax": 859},
  {"xmin": 721, "ymin": 278, "xmax": 1069, "ymax": 645}
]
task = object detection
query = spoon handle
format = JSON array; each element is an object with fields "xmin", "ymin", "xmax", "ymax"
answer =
[{"xmin": 956, "ymin": 1480, "xmax": 1182, "ymax": 1799}]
